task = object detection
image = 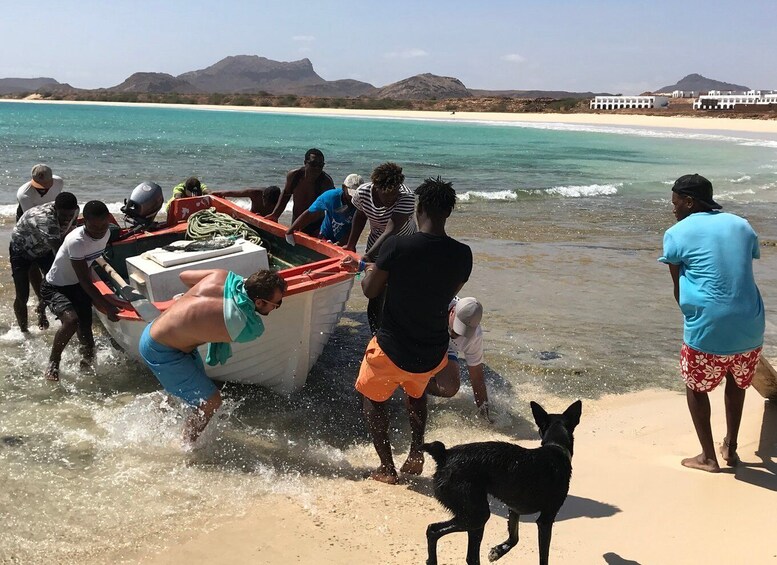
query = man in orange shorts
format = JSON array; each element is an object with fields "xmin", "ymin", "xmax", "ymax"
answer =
[
  {"xmin": 354, "ymin": 176, "xmax": 472, "ymax": 484},
  {"xmin": 660, "ymin": 174, "xmax": 764, "ymax": 473}
]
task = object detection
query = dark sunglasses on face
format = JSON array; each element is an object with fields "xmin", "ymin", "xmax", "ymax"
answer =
[{"xmin": 261, "ymin": 297, "xmax": 282, "ymax": 309}]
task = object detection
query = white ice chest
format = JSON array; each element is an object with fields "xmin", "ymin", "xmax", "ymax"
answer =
[{"xmin": 126, "ymin": 239, "xmax": 270, "ymax": 302}]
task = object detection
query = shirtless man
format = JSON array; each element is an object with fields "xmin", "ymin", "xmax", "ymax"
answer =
[
  {"xmin": 265, "ymin": 149, "xmax": 335, "ymax": 235},
  {"xmin": 210, "ymin": 186, "xmax": 281, "ymax": 216},
  {"xmin": 139, "ymin": 269, "xmax": 286, "ymax": 443}
]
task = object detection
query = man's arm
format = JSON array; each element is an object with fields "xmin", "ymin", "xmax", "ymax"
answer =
[
  {"xmin": 344, "ymin": 209, "xmax": 367, "ymax": 252},
  {"xmin": 668, "ymin": 263, "xmax": 681, "ymax": 304},
  {"xmin": 360, "ymin": 264, "xmax": 389, "ymax": 299},
  {"xmin": 287, "ymin": 210, "xmax": 324, "ymax": 234},
  {"xmin": 179, "ymin": 269, "xmax": 228, "ymax": 288},
  {"xmin": 71, "ymin": 259, "xmax": 120, "ymax": 321},
  {"xmin": 266, "ymin": 172, "xmax": 294, "ymax": 221},
  {"xmin": 363, "ymin": 211, "xmax": 410, "ymax": 261},
  {"xmin": 211, "ymin": 189, "xmax": 262, "ymax": 198}
]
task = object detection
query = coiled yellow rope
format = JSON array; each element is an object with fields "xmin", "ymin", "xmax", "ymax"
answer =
[{"xmin": 185, "ymin": 207, "xmax": 263, "ymax": 245}]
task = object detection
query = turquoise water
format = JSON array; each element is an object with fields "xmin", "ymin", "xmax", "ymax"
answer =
[
  {"xmin": 2, "ymin": 101, "xmax": 777, "ymax": 213},
  {"xmin": 1, "ymin": 101, "xmax": 777, "ymax": 564}
]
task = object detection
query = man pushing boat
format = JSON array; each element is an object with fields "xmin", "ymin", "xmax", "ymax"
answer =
[{"xmin": 139, "ymin": 268, "xmax": 286, "ymax": 444}]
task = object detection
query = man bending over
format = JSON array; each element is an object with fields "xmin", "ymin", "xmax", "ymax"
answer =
[{"xmin": 139, "ymin": 269, "xmax": 286, "ymax": 443}]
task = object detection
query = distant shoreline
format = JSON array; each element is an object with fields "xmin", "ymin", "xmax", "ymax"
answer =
[{"xmin": 3, "ymin": 98, "xmax": 777, "ymax": 134}]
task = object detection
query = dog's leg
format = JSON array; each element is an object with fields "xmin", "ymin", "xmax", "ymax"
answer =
[
  {"xmin": 536, "ymin": 512, "xmax": 557, "ymax": 565},
  {"xmin": 426, "ymin": 519, "xmax": 468, "ymax": 565},
  {"xmin": 465, "ymin": 526, "xmax": 485, "ymax": 565},
  {"xmin": 488, "ymin": 509, "xmax": 520, "ymax": 562}
]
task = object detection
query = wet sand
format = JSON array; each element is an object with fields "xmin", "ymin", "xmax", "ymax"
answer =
[{"xmin": 133, "ymin": 388, "xmax": 777, "ymax": 565}]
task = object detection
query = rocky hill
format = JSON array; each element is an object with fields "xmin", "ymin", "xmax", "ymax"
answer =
[
  {"xmin": 293, "ymin": 79, "xmax": 377, "ymax": 97},
  {"xmin": 178, "ymin": 55, "xmax": 316, "ymax": 94},
  {"xmin": 471, "ymin": 89, "xmax": 610, "ymax": 99},
  {"xmin": 0, "ymin": 77, "xmax": 63, "ymax": 94},
  {"xmin": 374, "ymin": 73, "xmax": 472, "ymax": 100},
  {"xmin": 108, "ymin": 72, "xmax": 199, "ymax": 93},
  {"xmin": 655, "ymin": 73, "xmax": 749, "ymax": 94}
]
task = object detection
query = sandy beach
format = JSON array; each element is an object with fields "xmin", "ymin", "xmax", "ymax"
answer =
[
  {"xmin": 4, "ymin": 98, "xmax": 777, "ymax": 134},
  {"xmin": 128, "ymin": 388, "xmax": 776, "ymax": 565}
]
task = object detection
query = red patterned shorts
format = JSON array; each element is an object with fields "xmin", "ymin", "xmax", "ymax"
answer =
[{"xmin": 680, "ymin": 343, "xmax": 762, "ymax": 393}]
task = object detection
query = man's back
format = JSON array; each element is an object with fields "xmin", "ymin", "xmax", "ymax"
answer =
[
  {"xmin": 377, "ymin": 232, "xmax": 473, "ymax": 373},
  {"xmin": 662, "ymin": 211, "xmax": 764, "ymax": 354}
]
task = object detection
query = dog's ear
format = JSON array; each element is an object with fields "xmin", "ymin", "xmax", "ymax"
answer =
[
  {"xmin": 563, "ymin": 400, "xmax": 582, "ymax": 429},
  {"xmin": 530, "ymin": 401, "xmax": 549, "ymax": 430}
]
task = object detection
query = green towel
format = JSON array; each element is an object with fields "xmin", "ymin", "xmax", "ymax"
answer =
[{"xmin": 206, "ymin": 271, "xmax": 265, "ymax": 366}]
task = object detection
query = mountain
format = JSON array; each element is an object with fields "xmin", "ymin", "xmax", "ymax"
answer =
[
  {"xmin": 108, "ymin": 72, "xmax": 199, "ymax": 93},
  {"xmin": 178, "ymin": 55, "xmax": 325, "ymax": 94},
  {"xmin": 655, "ymin": 73, "xmax": 749, "ymax": 94},
  {"xmin": 374, "ymin": 73, "xmax": 472, "ymax": 100},
  {"xmin": 0, "ymin": 77, "xmax": 63, "ymax": 94},
  {"xmin": 292, "ymin": 79, "xmax": 376, "ymax": 97}
]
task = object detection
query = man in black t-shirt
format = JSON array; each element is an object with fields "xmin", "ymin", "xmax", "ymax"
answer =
[{"xmin": 353, "ymin": 176, "xmax": 472, "ymax": 484}]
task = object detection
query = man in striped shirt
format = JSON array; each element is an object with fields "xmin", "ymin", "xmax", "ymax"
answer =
[{"xmin": 344, "ymin": 162, "xmax": 416, "ymax": 333}]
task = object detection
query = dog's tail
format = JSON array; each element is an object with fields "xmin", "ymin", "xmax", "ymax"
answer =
[{"xmin": 421, "ymin": 441, "xmax": 447, "ymax": 466}]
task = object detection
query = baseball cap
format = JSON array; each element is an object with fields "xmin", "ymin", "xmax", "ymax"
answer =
[
  {"xmin": 343, "ymin": 173, "xmax": 364, "ymax": 198},
  {"xmin": 452, "ymin": 297, "xmax": 483, "ymax": 338},
  {"xmin": 31, "ymin": 164, "xmax": 53, "ymax": 189},
  {"xmin": 671, "ymin": 173, "xmax": 721, "ymax": 210}
]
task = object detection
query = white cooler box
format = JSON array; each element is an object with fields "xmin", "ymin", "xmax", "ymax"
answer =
[{"xmin": 126, "ymin": 239, "xmax": 270, "ymax": 302}]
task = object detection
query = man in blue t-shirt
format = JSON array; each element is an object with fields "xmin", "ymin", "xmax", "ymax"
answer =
[
  {"xmin": 286, "ymin": 173, "xmax": 362, "ymax": 244},
  {"xmin": 659, "ymin": 173, "xmax": 764, "ymax": 473}
]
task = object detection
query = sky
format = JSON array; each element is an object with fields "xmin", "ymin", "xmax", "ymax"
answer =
[{"xmin": 2, "ymin": 0, "xmax": 775, "ymax": 94}]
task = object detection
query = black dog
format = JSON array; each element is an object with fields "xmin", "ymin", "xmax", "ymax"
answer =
[{"xmin": 423, "ymin": 400, "xmax": 582, "ymax": 565}]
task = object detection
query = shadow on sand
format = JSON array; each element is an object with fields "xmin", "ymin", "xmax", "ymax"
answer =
[{"xmin": 734, "ymin": 398, "xmax": 777, "ymax": 491}]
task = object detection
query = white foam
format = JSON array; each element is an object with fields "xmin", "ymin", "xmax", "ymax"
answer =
[
  {"xmin": 545, "ymin": 183, "xmax": 620, "ymax": 197},
  {"xmin": 728, "ymin": 175, "xmax": 752, "ymax": 183},
  {"xmin": 457, "ymin": 189, "xmax": 517, "ymax": 202}
]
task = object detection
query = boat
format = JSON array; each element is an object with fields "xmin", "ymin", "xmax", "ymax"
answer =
[{"xmin": 91, "ymin": 190, "xmax": 356, "ymax": 394}]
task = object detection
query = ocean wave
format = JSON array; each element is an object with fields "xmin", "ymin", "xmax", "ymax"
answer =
[
  {"xmin": 728, "ymin": 175, "xmax": 751, "ymax": 183},
  {"xmin": 715, "ymin": 188, "xmax": 756, "ymax": 200},
  {"xmin": 545, "ymin": 183, "xmax": 620, "ymax": 197},
  {"xmin": 458, "ymin": 189, "xmax": 518, "ymax": 202}
]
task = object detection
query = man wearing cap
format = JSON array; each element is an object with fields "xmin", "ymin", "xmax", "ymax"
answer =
[
  {"xmin": 659, "ymin": 173, "xmax": 764, "ymax": 473},
  {"xmin": 426, "ymin": 297, "xmax": 492, "ymax": 422},
  {"xmin": 265, "ymin": 148, "xmax": 335, "ymax": 235},
  {"xmin": 166, "ymin": 177, "xmax": 209, "ymax": 211},
  {"xmin": 285, "ymin": 174, "xmax": 362, "ymax": 244},
  {"xmin": 16, "ymin": 164, "xmax": 65, "ymax": 329},
  {"xmin": 16, "ymin": 164, "xmax": 64, "ymax": 220}
]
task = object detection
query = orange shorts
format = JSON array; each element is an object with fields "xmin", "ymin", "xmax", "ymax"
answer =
[{"xmin": 356, "ymin": 336, "xmax": 448, "ymax": 402}]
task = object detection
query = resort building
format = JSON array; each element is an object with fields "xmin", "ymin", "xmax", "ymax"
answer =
[
  {"xmin": 590, "ymin": 96, "xmax": 669, "ymax": 110},
  {"xmin": 694, "ymin": 91, "xmax": 777, "ymax": 110}
]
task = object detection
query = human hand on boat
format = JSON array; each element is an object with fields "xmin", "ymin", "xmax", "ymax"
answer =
[
  {"xmin": 104, "ymin": 304, "xmax": 121, "ymax": 322},
  {"xmin": 340, "ymin": 256, "xmax": 359, "ymax": 272},
  {"xmin": 265, "ymin": 213, "xmax": 280, "ymax": 223}
]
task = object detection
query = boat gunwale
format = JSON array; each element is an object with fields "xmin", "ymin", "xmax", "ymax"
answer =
[{"xmin": 93, "ymin": 195, "xmax": 358, "ymax": 321}]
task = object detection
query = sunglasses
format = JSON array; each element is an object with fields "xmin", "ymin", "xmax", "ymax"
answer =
[{"xmin": 261, "ymin": 297, "xmax": 282, "ymax": 309}]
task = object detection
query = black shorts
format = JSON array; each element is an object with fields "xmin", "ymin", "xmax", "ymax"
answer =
[
  {"xmin": 40, "ymin": 280, "xmax": 93, "ymax": 324},
  {"xmin": 9, "ymin": 242, "xmax": 54, "ymax": 279}
]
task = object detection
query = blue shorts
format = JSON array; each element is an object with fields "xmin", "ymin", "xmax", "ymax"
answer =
[{"xmin": 139, "ymin": 324, "xmax": 217, "ymax": 406}]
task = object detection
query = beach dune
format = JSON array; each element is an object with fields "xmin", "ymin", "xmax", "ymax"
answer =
[{"xmin": 136, "ymin": 389, "xmax": 776, "ymax": 564}]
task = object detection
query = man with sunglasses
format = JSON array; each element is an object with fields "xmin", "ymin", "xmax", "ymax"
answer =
[
  {"xmin": 265, "ymin": 148, "xmax": 335, "ymax": 235},
  {"xmin": 139, "ymin": 268, "xmax": 286, "ymax": 444}
]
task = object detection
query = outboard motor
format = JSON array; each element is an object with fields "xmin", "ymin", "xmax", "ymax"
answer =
[{"xmin": 121, "ymin": 181, "xmax": 164, "ymax": 228}]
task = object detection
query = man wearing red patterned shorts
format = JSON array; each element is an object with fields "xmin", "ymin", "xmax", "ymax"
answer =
[{"xmin": 660, "ymin": 174, "xmax": 765, "ymax": 473}]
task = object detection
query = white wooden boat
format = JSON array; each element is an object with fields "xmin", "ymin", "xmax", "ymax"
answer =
[{"xmin": 92, "ymin": 195, "xmax": 355, "ymax": 394}]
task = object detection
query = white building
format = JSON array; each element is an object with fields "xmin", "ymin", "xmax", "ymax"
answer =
[
  {"xmin": 590, "ymin": 96, "xmax": 669, "ymax": 110},
  {"xmin": 672, "ymin": 90, "xmax": 696, "ymax": 98},
  {"xmin": 694, "ymin": 91, "xmax": 776, "ymax": 110}
]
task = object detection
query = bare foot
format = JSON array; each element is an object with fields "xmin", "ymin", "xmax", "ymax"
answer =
[
  {"xmin": 400, "ymin": 451, "xmax": 424, "ymax": 475},
  {"xmin": 681, "ymin": 454, "xmax": 720, "ymax": 473},
  {"xmin": 365, "ymin": 466, "xmax": 398, "ymax": 485},
  {"xmin": 45, "ymin": 362, "xmax": 59, "ymax": 382},
  {"xmin": 37, "ymin": 309, "xmax": 49, "ymax": 330},
  {"xmin": 719, "ymin": 437, "xmax": 741, "ymax": 467}
]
